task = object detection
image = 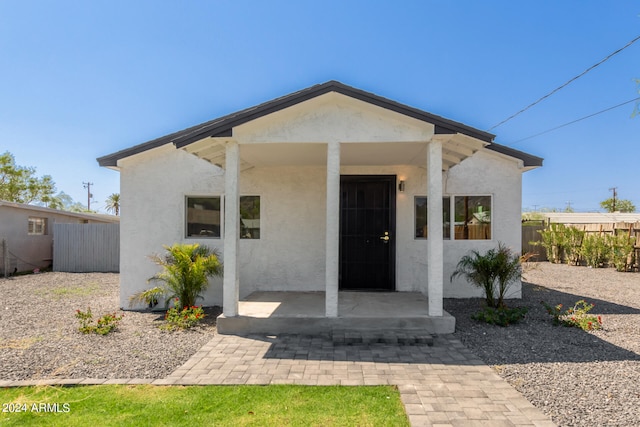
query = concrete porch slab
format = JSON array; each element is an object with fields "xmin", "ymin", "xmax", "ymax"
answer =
[{"xmin": 216, "ymin": 291, "xmax": 456, "ymax": 335}]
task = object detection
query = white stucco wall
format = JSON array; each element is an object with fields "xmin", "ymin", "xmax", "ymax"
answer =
[
  {"xmin": 118, "ymin": 145, "xmax": 328, "ymax": 308},
  {"xmin": 118, "ymin": 146, "xmax": 225, "ymax": 309},
  {"xmin": 118, "ymin": 141, "xmax": 524, "ymax": 308},
  {"xmin": 443, "ymin": 151, "xmax": 523, "ymax": 298},
  {"xmin": 234, "ymin": 93, "xmax": 434, "ymax": 144}
]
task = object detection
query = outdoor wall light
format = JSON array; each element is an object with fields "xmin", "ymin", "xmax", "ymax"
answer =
[{"xmin": 398, "ymin": 180, "xmax": 405, "ymax": 192}]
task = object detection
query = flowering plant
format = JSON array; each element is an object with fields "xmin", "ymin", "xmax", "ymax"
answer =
[
  {"xmin": 162, "ymin": 298, "xmax": 206, "ymax": 330},
  {"xmin": 75, "ymin": 307, "xmax": 124, "ymax": 335},
  {"xmin": 541, "ymin": 300, "xmax": 602, "ymax": 331}
]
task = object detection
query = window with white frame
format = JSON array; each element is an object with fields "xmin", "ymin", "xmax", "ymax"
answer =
[
  {"xmin": 28, "ymin": 217, "xmax": 47, "ymax": 235},
  {"xmin": 453, "ymin": 195, "xmax": 492, "ymax": 240},
  {"xmin": 414, "ymin": 196, "xmax": 451, "ymax": 239},
  {"xmin": 415, "ymin": 195, "xmax": 492, "ymax": 240},
  {"xmin": 186, "ymin": 197, "xmax": 221, "ymax": 238}
]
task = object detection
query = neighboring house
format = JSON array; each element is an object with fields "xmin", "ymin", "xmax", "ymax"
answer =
[
  {"xmin": 0, "ymin": 200, "xmax": 119, "ymax": 274},
  {"xmin": 98, "ymin": 81, "xmax": 542, "ymax": 334}
]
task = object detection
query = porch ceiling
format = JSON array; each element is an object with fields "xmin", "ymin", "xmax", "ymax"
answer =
[{"xmin": 181, "ymin": 133, "xmax": 486, "ymax": 171}]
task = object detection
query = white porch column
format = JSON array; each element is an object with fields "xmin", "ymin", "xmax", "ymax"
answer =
[
  {"xmin": 325, "ymin": 141, "xmax": 340, "ymax": 317},
  {"xmin": 223, "ymin": 141, "xmax": 240, "ymax": 317},
  {"xmin": 427, "ymin": 140, "xmax": 444, "ymax": 316}
]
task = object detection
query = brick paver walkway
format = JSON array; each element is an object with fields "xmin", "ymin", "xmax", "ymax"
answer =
[
  {"xmin": 166, "ymin": 333, "xmax": 555, "ymax": 427},
  {"xmin": 2, "ymin": 333, "xmax": 555, "ymax": 426}
]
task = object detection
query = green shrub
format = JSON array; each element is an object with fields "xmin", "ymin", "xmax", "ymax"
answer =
[
  {"xmin": 580, "ymin": 234, "xmax": 609, "ymax": 268},
  {"xmin": 75, "ymin": 307, "xmax": 124, "ymax": 335},
  {"xmin": 534, "ymin": 223, "xmax": 566, "ymax": 263},
  {"xmin": 533, "ymin": 223, "xmax": 587, "ymax": 265},
  {"xmin": 608, "ymin": 231, "xmax": 635, "ymax": 272},
  {"xmin": 534, "ymin": 223, "xmax": 636, "ymax": 272},
  {"xmin": 563, "ymin": 226, "xmax": 585, "ymax": 266},
  {"xmin": 471, "ymin": 306, "xmax": 528, "ymax": 326}
]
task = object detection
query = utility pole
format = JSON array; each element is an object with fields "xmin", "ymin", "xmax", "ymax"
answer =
[
  {"xmin": 565, "ymin": 201, "xmax": 573, "ymax": 212},
  {"xmin": 609, "ymin": 187, "xmax": 617, "ymax": 212},
  {"xmin": 83, "ymin": 182, "xmax": 93, "ymax": 211}
]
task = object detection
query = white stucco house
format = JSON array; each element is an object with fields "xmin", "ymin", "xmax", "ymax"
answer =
[{"xmin": 98, "ymin": 81, "xmax": 542, "ymax": 334}]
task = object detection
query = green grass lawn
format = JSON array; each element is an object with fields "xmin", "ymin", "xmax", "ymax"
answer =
[{"xmin": 0, "ymin": 384, "xmax": 409, "ymax": 426}]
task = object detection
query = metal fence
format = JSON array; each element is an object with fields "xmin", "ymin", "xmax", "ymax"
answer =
[
  {"xmin": 53, "ymin": 223, "xmax": 119, "ymax": 272},
  {"xmin": 1, "ymin": 239, "xmax": 17, "ymax": 277}
]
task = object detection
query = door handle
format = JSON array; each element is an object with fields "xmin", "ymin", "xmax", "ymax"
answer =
[{"xmin": 379, "ymin": 231, "xmax": 390, "ymax": 243}]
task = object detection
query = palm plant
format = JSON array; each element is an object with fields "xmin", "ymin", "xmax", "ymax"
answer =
[
  {"xmin": 129, "ymin": 243, "xmax": 223, "ymax": 308},
  {"xmin": 450, "ymin": 246, "xmax": 500, "ymax": 308},
  {"xmin": 450, "ymin": 243, "xmax": 523, "ymax": 308},
  {"xmin": 105, "ymin": 193, "xmax": 120, "ymax": 216},
  {"xmin": 493, "ymin": 244, "xmax": 523, "ymax": 307}
]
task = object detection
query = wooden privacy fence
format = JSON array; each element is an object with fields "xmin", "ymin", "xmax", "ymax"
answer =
[
  {"xmin": 53, "ymin": 223, "xmax": 119, "ymax": 272},
  {"xmin": 523, "ymin": 221, "xmax": 640, "ymax": 266},
  {"xmin": 522, "ymin": 223, "xmax": 547, "ymax": 261},
  {"xmin": 577, "ymin": 221, "xmax": 640, "ymax": 239}
]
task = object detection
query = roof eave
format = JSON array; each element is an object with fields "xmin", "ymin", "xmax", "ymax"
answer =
[
  {"xmin": 98, "ymin": 81, "xmax": 537, "ymax": 167},
  {"xmin": 486, "ymin": 142, "xmax": 543, "ymax": 168}
]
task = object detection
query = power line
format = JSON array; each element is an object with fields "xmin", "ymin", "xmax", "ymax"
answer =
[
  {"xmin": 489, "ymin": 34, "xmax": 640, "ymax": 130},
  {"xmin": 510, "ymin": 96, "xmax": 640, "ymax": 144}
]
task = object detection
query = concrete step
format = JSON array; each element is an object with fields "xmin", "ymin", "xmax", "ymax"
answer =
[{"xmin": 216, "ymin": 313, "xmax": 455, "ymax": 336}]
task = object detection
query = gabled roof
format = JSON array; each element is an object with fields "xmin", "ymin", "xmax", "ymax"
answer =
[{"xmin": 97, "ymin": 80, "xmax": 542, "ymax": 168}]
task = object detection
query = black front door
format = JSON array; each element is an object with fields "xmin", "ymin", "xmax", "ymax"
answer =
[{"xmin": 339, "ymin": 175, "xmax": 396, "ymax": 291}]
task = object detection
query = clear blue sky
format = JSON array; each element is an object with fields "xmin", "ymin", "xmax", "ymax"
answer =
[{"xmin": 1, "ymin": 1, "xmax": 638, "ymax": 213}]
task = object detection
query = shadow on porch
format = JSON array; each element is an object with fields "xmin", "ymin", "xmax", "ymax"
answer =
[{"xmin": 216, "ymin": 291, "xmax": 456, "ymax": 337}]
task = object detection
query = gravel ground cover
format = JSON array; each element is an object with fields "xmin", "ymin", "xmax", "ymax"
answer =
[
  {"xmin": 1, "ymin": 264, "xmax": 639, "ymax": 426},
  {"xmin": 445, "ymin": 262, "xmax": 640, "ymax": 427},
  {"xmin": 0, "ymin": 272, "xmax": 219, "ymax": 380}
]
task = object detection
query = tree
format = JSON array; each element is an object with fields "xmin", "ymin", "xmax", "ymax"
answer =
[
  {"xmin": 105, "ymin": 193, "xmax": 120, "ymax": 216},
  {"xmin": 600, "ymin": 198, "xmax": 636, "ymax": 213},
  {"xmin": 32, "ymin": 191, "xmax": 89, "ymax": 212},
  {"xmin": 56, "ymin": 191, "xmax": 93, "ymax": 212},
  {"xmin": 0, "ymin": 152, "xmax": 57, "ymax": 204}
]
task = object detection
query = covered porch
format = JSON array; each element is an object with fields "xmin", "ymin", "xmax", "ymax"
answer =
[
  {"xmin": 184, "ymin": 133, "xmax": 481, "ymax": 335},
  {"xmin": 171, "ymin": 83, "xmax": 492, "ymax": 335},
  {"xmin": 216, "ymin": 291, "xmax": 456, "ymax": 336}
]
